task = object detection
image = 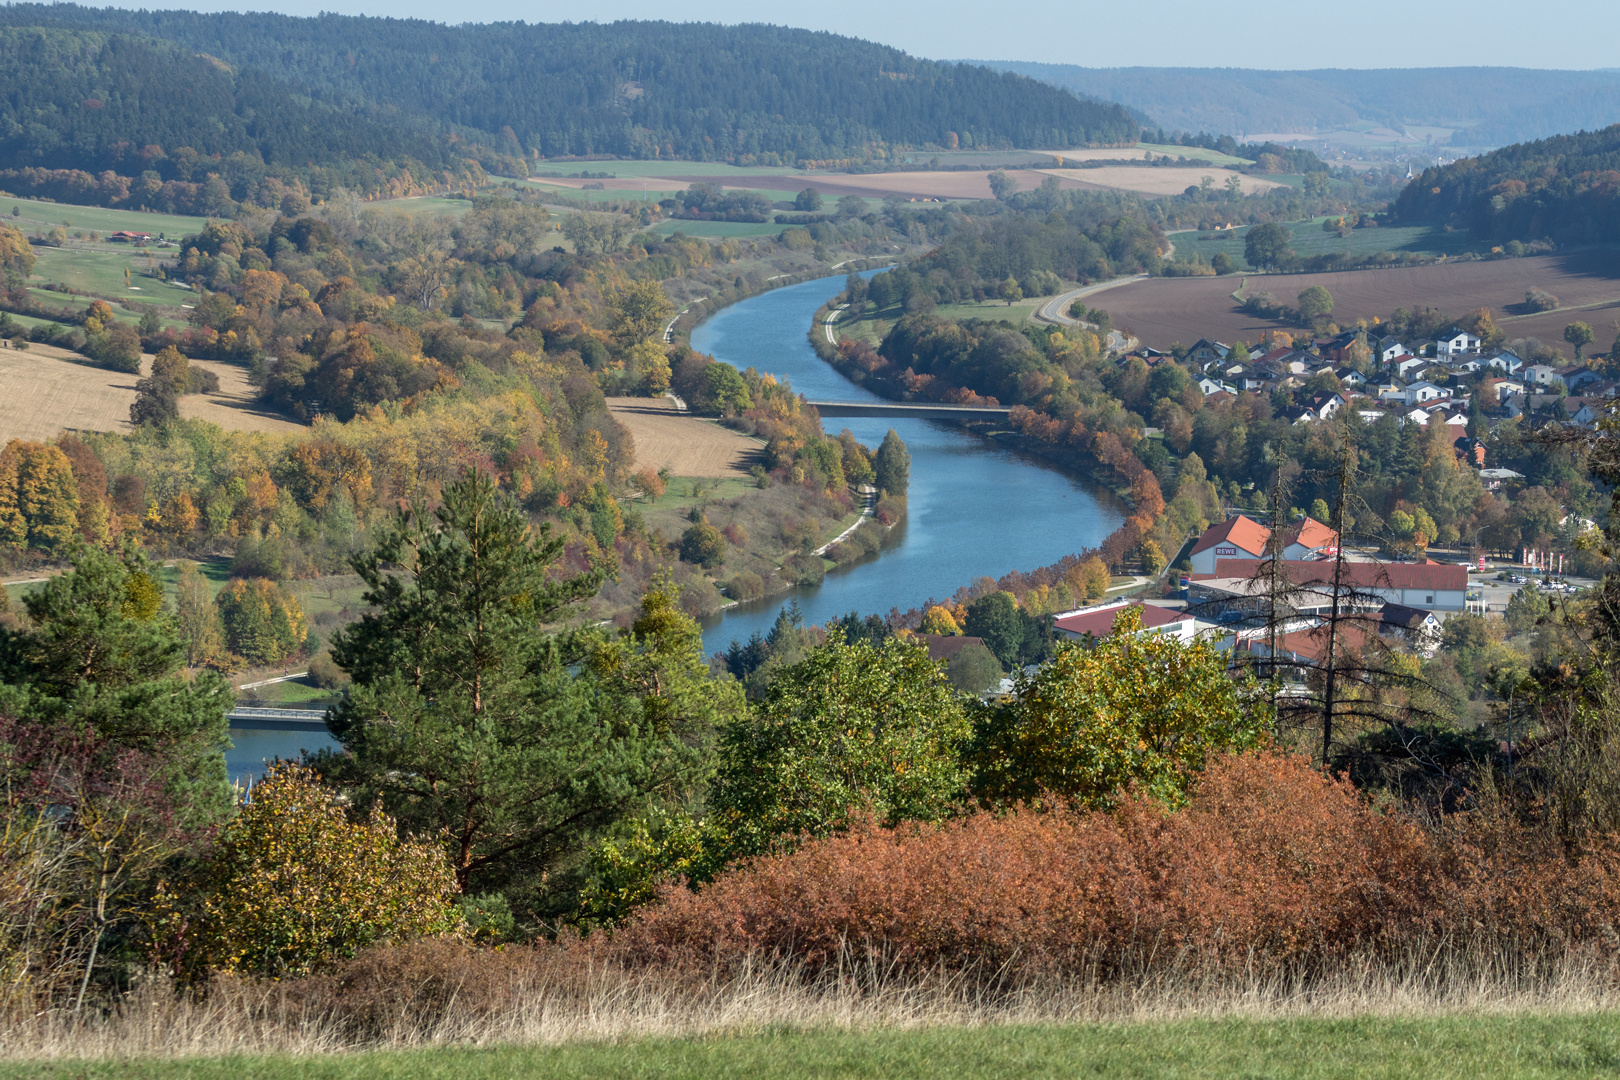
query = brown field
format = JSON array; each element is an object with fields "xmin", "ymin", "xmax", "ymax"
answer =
[
  {"xmin": 606, "ymin": 396, "xmax": 762, "ymax": 478},
  {"xmin": 0, "ymin": 344, "xmax": 302, "ymax": 444},
  {"xmin": 1036, "ymin": 166, "xmax": 1287, "ymax": 198},
  {"xmin": 1098, "ymin": 251, "xmax": 1620, "ymax": 353}
]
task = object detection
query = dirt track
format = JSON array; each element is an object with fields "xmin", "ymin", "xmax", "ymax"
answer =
[
  {"xmin": 606, "ymin": 397, "xmax": 762, "ymax": 478},
  {"xmin": 1099, "ymin": 252, "xmax": 1620, "ymax": 353}
]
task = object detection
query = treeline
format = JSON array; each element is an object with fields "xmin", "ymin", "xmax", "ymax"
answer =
[
  {"xmin": 0, "ymin": 7, "xmax": 1139, "ymax": 161},
  {"xmin": 0, "ymin": 28, "xmax": 497, "ymax": 210},
  {"xmin": 1394, "ymin": 124, "xmax": 1620, "ymax": 245}
]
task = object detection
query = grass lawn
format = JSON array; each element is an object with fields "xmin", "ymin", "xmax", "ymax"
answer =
[
  {"xmin": 833, "ymin": 295, "xmax": 1051, "ymax": 347},
  {"xmin": 1177, "ymin": 217, "xmax": 1476, "ymax": 270},
  {"xmin": 0, "ymin": 196, "xmax": 207, "ymax": 238},
  {"xmin": 16, "ymin": 1012, "xmax": 1620, "ymax": 1079},
  {"xmin": 29, "ymin": 247, "xmax": 198, "ymax": 308}
]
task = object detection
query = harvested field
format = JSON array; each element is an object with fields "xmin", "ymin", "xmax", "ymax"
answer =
[
  {"xmin": 606, "ymin": 396, "xmax": 762, "ymax": 478},
  {"xmin": 0, "ymin": 344, "xmax": 302, "ymax": 443},
  {"xmin": 1036, "ymin": 166, "xmax": 1287, "ymax": 197},
  {"xmin": 1099, "ymin": 251, "xmax": 1620, "ymax": 353}
]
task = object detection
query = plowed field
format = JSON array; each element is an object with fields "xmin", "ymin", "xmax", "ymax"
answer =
[
  {"xmin": 1098, "ymin": 251, "xmax": 1620, "ymax": 353},
  {"xmin": 606, "ymin": 397, "xmax": 762, "ymax": 478}
]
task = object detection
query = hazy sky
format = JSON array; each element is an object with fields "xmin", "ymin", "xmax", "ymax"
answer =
[{"xmin": 122, "ymin": 0, "xmax": 1620, "ymax": 70}]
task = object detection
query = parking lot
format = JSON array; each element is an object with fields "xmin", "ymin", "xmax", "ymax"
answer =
[{"xmin": 1469, "ymin": 564, "xmax": 1593, "ymax": 616}]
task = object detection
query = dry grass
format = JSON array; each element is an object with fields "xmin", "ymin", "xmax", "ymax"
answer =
[
  {"xmin": 0, "ymin": 346, "xmax": 301, "ymax": 443},
  {"xmin": 1, "ymin": 944, "xmax": 1616, "ymax": 1064},
  {"xmin": 606, "ymin": 397, "xmax": 762, "ymax": 479},
  {"xmin": 1036, "ymin": 167, "xmax": 1288, "ymax": 198}
]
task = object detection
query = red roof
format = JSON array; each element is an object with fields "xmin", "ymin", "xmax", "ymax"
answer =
[
  {"xmin": 1054, "ymin": 603, "xmax": 1189, "ymax": 638},
  {"xmin": 1190, "ymin": 514, "xmax": 1272, "ymax": 558},
  {"xmin": 1210, "ymin": 559, "xmax": 1466, "ymax": 592},
  {"xmin": 1282, "ymin": 517, "xmax": 1337, "ymax": 552}
]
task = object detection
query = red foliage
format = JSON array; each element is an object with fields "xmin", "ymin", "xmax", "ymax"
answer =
[{"xmin": 611, "ymin": 752, "xmax": 1620, "ymax": 980}]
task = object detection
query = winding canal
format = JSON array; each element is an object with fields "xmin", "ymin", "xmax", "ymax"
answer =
[{"xmin": 694, "ymin": 273, "xmax": 1124, "ymax": 657}]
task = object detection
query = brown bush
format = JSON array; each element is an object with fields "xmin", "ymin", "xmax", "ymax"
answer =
[{"xmin": 610, "ymin": 752, "xmax": 1620, "ymax": 980}]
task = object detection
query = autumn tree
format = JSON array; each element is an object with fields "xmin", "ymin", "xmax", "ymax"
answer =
[
  {"xmin": 0, "ymin": 222, "xmax": 34, "ymax": 286},
  {"xmin": 174, "ymin": 561, "xmax": 225, "ymax": 667},
  {"xmin": 874, "ymin": 428, "xmax": 910, "ymax": 496},
  {"xmin": 606, "ymin": 279, "xmax": 675, "ymax": 348},
  {"xmin": 1565, "ymin": 321, "xmax": 1595, "ymax": 360},
  {"xmin": 216, "ymin": 578, "xmax": 307, "ymax": 665},
  {"xmin": 970, "ymin": 606, "xmax": 1272, "ymax": 807},
  {"xmin": 0, "ymin": 440, "xmax": 80, "ymax": 554}
]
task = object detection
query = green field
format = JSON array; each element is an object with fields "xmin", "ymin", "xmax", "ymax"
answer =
[
  {"xmin": 1137, "ymin": 142, "xmax": 1256, "ymax": 166},
  {"xmin": 833, "ymin": 293, "xmax": 1051, "ymax": 347},
  {"xmin": 0, "ymin": 196, "xmax": 207, "ymax": 238},
  {"xmin": 366, "ymin": 195, "xmax": 474, "ymax": 219},
  {"xmin": 1176, "ymin": 217, "xmax": 1476, "ymax": 270},
  {"xmin": 29, "ymin": 247, "xmax": 198, "ymax": 309},
  {"xmin": 16, "ymin": 1012, "xmax": 1620, "ymax": 1079},
  {"xmin": 529, "ymin": 161, "xmax": 802, "ymax": 180}
]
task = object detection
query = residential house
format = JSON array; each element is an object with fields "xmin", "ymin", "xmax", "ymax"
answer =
[
  {"xmin": 1393, "ymin": 354, "xmax": 1430, "ymax": 379},
  {"xmin": 1433, "ymin": 327, "xmax": 1483, "ymax": 357},
  {"xmin": 1187, "ymin": 339, "xmax": 1230, "ymax": 367},
  {"xmin": 1478, "ymin": 468, "xmax": 1525, "ymax": 491},
  {"xmin": 1375, "ymin": 337, "xmax": 1409, "ymax": 363},
  {"xmin": 1197, "ymin": 377, "xmax": 1234, "ymax": 396},
  {"xmin": 1523, "ymin": 363, "xmax": 1564, "ymax": 389},
  {"xmin": 1306, "ymin": 391, "xmax": 1349, "ymax": 420},
  {"xmin": 1334, "ymin": 367, "xmax": 1368, "ymax": 388},
  {"xmin": 1377, "ymin": 603, "xmax": 1443, "ymax": 657},
  {"xmin": 1560, "ymin": 365, "xmax": 1605, "ymax": 393},
  {"xmin": 1481, "ymin": 349, "xmax": 1524, "ymax": 374}
]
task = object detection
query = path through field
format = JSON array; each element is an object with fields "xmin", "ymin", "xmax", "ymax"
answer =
[{"xmin": 605, "ymin": 396, "xmax": 763, "ymax": 478}]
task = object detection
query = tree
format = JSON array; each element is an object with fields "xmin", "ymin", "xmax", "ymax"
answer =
[
  {"xmin": 964, "ymin": 591, "xmax": 1026, "ymax": 669},
  {"xmin": 149, "ymin": 346, "xmax": 189, "ymax": 394},
  {"xmin": 679, "ymin": 522, "xmax": 726, "ymax": 568},
  {"xmin": 945, "ymin": 640, "xmax": 1002, "ymax": 694},
  {"xmin": 1297, "ymin": 285, "xmax": 1335, "ymax": 324},
  {"xmin": 216, "ymin": 578, "xmax": 307, "ymax": 665},
  {"xmin": 606, "ymin": 280, "xmax": 674, "ymax": 348},
  {"xmin": 920, "ymin": 604, "xmax": 961, "ymax": 635},
  {"xmin": 1244, "ymin": 222, "xmax": 1294, "ymax": 270},
  {"xmin": 129, "ymin": 375, "xmax": 178, "ymax": 427},
  {"xmin": 0, "ymin": 440, "xmax": 80, "ymax": 554},
  {"xmin": 874, "ymin": 428, "xmax": 910, "ymax": 496},
  {"xmin": 156, "ymin": 765, "xmax": 459, "ymax": 979},
  {"xmin": 834, "ymin": 195, "xmax": 866, "ymax": 220},
  {"xmin": 997, "ymin": 276, "xmax": 1024, "ymax": 306},
  {"xmin": 970, "ymin": 606, "xmax": 1272, "ymax": 807},
  {"xmin": 794, "ymin": 188, "xmax": 823, "ymax": 212},
  {"xmin": 323, "ymin": 472, "xmax": 699, "ymax": 915},
  {"xmin": 1565, "ymin": 321, "xmax": 1595, "ymax": 360},
  {"xmin": 710, "ymin": 635, "xmax": 970, "ymax": 855},
  {"xmin": 986, "ymin": 170, "xmax": 1015, "ymax": 201},
  {"xmin": 0, "ymin": 222, "xmax": 34, "ymax": 286},
  {"xmin": 174, "ymin": 561, "xmax": 225, "ymax": 667}
]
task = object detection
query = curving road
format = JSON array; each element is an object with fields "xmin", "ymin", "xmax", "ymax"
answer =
[{"xmin": 1035, "ymin": 277, "xmax": 1146, "ymax": 352}]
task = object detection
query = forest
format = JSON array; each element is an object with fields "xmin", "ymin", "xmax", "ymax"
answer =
[
  {"xmin": 1393, "ymin": 124, "xmax": 1620, "ymax": 245},
  {"xmin": 0, "ymin": 7, "xmax": 1138, "ymax": 167}
]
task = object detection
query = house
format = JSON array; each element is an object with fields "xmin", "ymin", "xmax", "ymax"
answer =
[
  {"xmin": 1197, "ymin": 377, "xmax": 1230, "ymax": 396},
  {"xmin": 1188, "ymin": 514, "xmax": 1273, "ymax": 574},
  {"xmin": 1561, "ymin": 365, "xmax": 1605, "ymax": 393},
  {"xmin": 1377, "ymin": 603, "xmax": 1443, "ymax": 657},
  {"xmin": 1523, "ymin": 363, "xmax": 1563, "ymax": 389},
  {"xmin": 1481, "ymin": 349, "xmax": 1524, "ymax": 374},
  {"xmin": 1283, "ymin": 404, "xmax": 1317, "ymax": 425},
  {"xmin": 1447, "ymin": 356, "xmax": 1483, "ymax": 374},
  {"xmin": 1478, "ymin": 467, "xmax": 1525, "ymax": 491},
  {"xmin": 1197, "ymin": 558, "xmax": 1469, "ymax": 611},
  {"xmin": 1306, "ymin": 391, "xmax": 1349, "ymax": 420},
  {"xmin": 1406, "ymin": 380, "xmax": 1448, "ymax": 404},
  {"xmin": 1187, "ymin": 339, "xmax": 1230, "ymax": 366},
  {"xmin": 1052, "ymin": 601, "xmax": 1199, "ymax": 644},
  {"xmin": 1188, "ymin": 515, "xmax": 1338, "ymax": 575},
  {"xmin": 1375, "ymin": 337, "xmax": 1409, "ymax": 363},
  {"xmin": 914, "ymin": 634, "xmax": 991, "ymax": 664},
  {"xmin": 1393, "ymin": 354, "xmax": 1430, "ymax": 379},
  {"xmin": 1481, "ymin": 377, "xmax": 1525, "ymax": 402},
  {"xmin": 1562, "ymin": 397, "xmax": 1603, "ymax": 429},
  {"xmin": 108, "ymin": 231, "xmax": 153, "ymax": 243},
  {"xmin": 1357, "ymin": 407, "xmax": 1389, "ymax": 423},
  {"xmin": 1400, "ymin": 406, "xmax": 1435, "ymax": 427},
  {"xmin": 1243, "ymin": 619, "xmax": 1376, "ymax": 669},
  {"xmin": 1433, "ymin": 327, "xmax": 1483, "ymax": 357},
  {"xmin": 1335, "ymin": 367, "xmax": 1368, "ymax": 388}
]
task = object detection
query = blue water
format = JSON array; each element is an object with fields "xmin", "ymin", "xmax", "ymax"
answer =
[
  {"xmin": 692, "ymin": 274, "xmax": 1124, "ymax": 657},
  {"xmin": 225, "ymin": 726, "xmax": 337, "ymax": 785}
]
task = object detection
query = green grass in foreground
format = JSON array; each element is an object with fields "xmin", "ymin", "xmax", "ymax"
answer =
[{"xmin": 14, "ymin": 1013, "xmax": 1620, "ymax": 1079}]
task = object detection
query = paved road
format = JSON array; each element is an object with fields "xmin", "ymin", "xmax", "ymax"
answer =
[
  {"xmin": 1035, "ymin": 277, "xmax": 1146, "ymax": 352},
  {"xmin": 228, "ymin": 707, "xmax": 329, "ymax": 731}
]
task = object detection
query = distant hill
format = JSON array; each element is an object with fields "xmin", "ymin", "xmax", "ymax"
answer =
[
  {"xmin": 1392, "ymin": 125, "xmax": 1620, "ymax": 245},
  {"xmin": 965, "ymin": 62, "xmax": 1620, "ymax": 148},
  {"xmin": 0, "ymin": 7, "xmax": 1139, "ymax": 163}
]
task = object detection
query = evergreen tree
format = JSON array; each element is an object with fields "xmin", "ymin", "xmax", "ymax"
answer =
[
  {"xmin": 323, "ymin": 472, "xmax": 707, "ymax": 915},
  {"xmin": 874, "ymin": 428, "xmax": 910, "ymax": 496}
]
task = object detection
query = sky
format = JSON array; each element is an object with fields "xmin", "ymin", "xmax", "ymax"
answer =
[{"xmin": 104, "ymin": 0, "xmax": 1620, "ymax": 70}]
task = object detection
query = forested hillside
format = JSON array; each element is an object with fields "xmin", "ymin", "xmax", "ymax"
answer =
[
  {"xmin": 1392, "ymin": 125, "xmax": 1620, "ymax": 245},
  {"xmin": 0, "ymin": 7, "xmax": 1138, "ymax": 161},
  {"xmin": 974, "ymin": 62, "xmax": 1620, "ymax": 148}
]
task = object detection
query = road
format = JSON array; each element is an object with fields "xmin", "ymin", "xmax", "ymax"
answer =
[{"xmin": 1035, "ymin": 277, "xmax": 1146, "ymax": 352}]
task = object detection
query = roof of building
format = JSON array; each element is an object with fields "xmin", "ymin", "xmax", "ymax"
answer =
[
  {"xmin": 913, "ymin": 634, "xmax": 989, "ymax": 663},
  {"xmin": 1379, "ymin": 602, "xmax": 1436, "ymax": 630},
  {"xmin": 1206, "ymin": 558, "xmax": 1467, "ymax": 592},
  {"xmin": 1282, "ymin": 517, "xmax": 1337, "ymax": 552},
  {"xmin": 1268, "ymin": 621, "xmax": 1374, "ymax": 663},
  {"xmin": 1190, "ymin": 514, "xmax": 1273, "ymax": 558},
  {"xmin": 1053, "ymin": 602, "xmax": 1189, "ymax": 638}
]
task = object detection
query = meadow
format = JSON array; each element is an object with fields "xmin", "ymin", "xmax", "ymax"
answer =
[
  {"xmin": 1176, "ymin": 216, "xmax": 1476, "ymax": 269},
  {"xmin": 29, "ymin": 246, "xmax": 198, "ymax": 309},
  {"xmin": 0, "ymin": 196, "xmax": 208, "ymax": 238}
]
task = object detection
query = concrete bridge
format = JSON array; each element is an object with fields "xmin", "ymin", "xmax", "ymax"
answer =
[
  {"xmin": 228, "ymin": 707, "xmax": 330, "ymax": 731},
  {"xmin": 805, "ymin": 400, "xmax": 1011, "ymax": 422}
]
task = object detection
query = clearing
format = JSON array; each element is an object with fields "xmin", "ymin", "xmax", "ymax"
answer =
[
  {"xmin": 0, "ymin": 196, "xmax": 207, "ymax": 238},
  {"xmin": 1098, "ymin": 251, "xmax": 1620, "ymax": 353},
  {"xmin": 606, "ymin": 396, "xmax": 763, "ymax": 478},
  {"xmin": 14, "ymin": 1011, "xmax": 1620, "ymax": 1078},
  {"xmin": 0, "ymin": 343, "xmax": 302, "ymax": 444},
  {"xmin": 1176, "ymin": 217, "xmax": 1475, "ymax": 269}
]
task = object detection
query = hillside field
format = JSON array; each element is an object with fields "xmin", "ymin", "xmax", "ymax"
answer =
[
  {"xmin": 605, "ymin": 397, "xmax": 763, "ymax": 478},
  {"xmin": 1176, "ymin": 217, "xmax": 1476, "ymax": 269},
  {"xmin": 1098, "ymin": 251, "xmax": 1620, "ymax": 353},
  {"xmin": 0, "ymin": 196, "xmax": 207, "ymax": 238}
]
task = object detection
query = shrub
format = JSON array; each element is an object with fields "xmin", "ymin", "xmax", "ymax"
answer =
[
  {"xmin": 153, "ymin": 765, "xmax": 461, "ymax": 979},
  {"xmin": 307, "ymin": 650, "xmax": 349, "ymax": 689},
  {"xmin": 721, "ymin": 522, "xmax": 748, "ymax": 546},
  {"xmin": 780, "ymin": 553, "xmax": 825, "ymax": 586},
  {"xmin": 1526, "ymin": 287, "xmax": 1560, "ymax": 313},
  {"xmin": 725, "ymin": 571, "xmax": 765, "ymax": 601}
]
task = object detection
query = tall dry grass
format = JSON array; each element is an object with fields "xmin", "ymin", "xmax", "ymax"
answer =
[{"xmin": 2, "ymin": 940, "xmax": 1618, "ymax": 1062}]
